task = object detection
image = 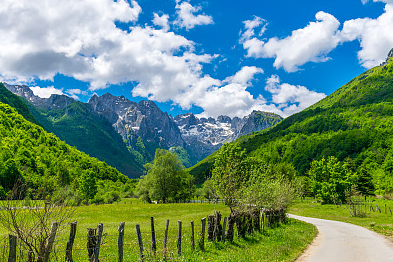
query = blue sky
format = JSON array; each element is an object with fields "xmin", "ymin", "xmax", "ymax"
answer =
[{"xmin": 0, "ymin": 0, "xmax": 393, "ymax": 118}]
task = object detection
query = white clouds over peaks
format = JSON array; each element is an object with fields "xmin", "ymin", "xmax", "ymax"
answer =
[
  {"xmin": 265, "ymin": 75, "xmax": 326, "ymax": 116},
  {"xmin": 340, "ymin": 3, "xmax": 393, "ymax": 68},
  {"xmin": 30, "ymin": 86, "xmax": 64, "ymax": 98},
  {"xmin": 175, "ymin": 1, "xmax": 213, "ymax": 30},
  {"xmin": 241, "ymin": 12, "xmax": 341, "ymax": 72}
]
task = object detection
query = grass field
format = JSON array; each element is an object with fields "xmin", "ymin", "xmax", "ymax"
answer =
[
  {"xmin": 0, "ymin": 199, "xmax": 316, "ymax": 261},
  {"xmin": 288, "ymin": 197, "xmax": 393, "ymax": 240}
]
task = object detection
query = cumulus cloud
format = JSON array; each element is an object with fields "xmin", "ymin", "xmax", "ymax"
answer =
[
  {"xmin": 240, "ymin": 2, "xmax": 393, "ymax": 70},
  {"xmin": 265, "ymin": 75, "xmax": 326, "ymax": 116},
  {"xmin": 153, "ymin": 13, "xmax": 170, "ymax": 31},
  {"xmin": 225, "ymin": 66, "xmax": 264, "ymax": 86},
  {"xmin": 0, "ymin": 0, "xmax": 325, "ymax": 118},
  {"xmin": 0, "ymin": 0, "xmax": 215, "ymax": 100},
  {"xmin": 65, "ymin": 89, "xmax": 89, "ymax": 100},
  {"xmin": 174, "ymin": 1, "xmax": 213, "ymax": 30},
  {"xmin": 30, "ymin": 86, "xmax": 64, "ymax": 98},
  {"xmin": 240, "ymin": 12, "xmax": 341, "ymax": 72},
  {"xmin": 340, "ymin": 3, "xmax": 393, "ymax": 68}
]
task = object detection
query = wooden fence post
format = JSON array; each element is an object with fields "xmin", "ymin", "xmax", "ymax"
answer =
[
  {"xmin": 191, "ymin": 221, "xmax": 195, "ymax": 251},
  {"xmin": 118, "ymin": 222, "xmax": 125, "ymax": 262},
  {"xmin": 8, "ymin": 234, "xmax": 16, "ymax": 262},
  {"xmin": 385, "ymin": 204, "xmax": 387, "ymax": 214},
  {"xmin": 87, "ymin": 228, "xmax": 97, "ymax": 262},
  {"xmin": 65, "ymin": 222, "xmax": 77, "ymax": 262},
  {"xmin": 163, "ymin": 219, "xmax": 169, "ymax": 252},
  {"xmin": 207, "ymin": 215, "xmax": 215, "ymax": 241},
  {"xmin": 199, "ymin": 218, "xmax": 206, "ymax": 250},
  {"xmin": 43, "ymin": 222, "xmax": 59, "ymax": 262},
  {"xmin": 135, "ymin": 224, "xmax": 144, "ymax": 261},
  {"xmin": 151, "ymin": 217, "xmax": 156, "ymax": 254},
  {"xmin": 390, "ymin": 207, "xmax": 392, "ymax": 215},
  {"xmin": 93, "ymin": 223, "xmax": 103, "ymax": 262},
  {"xmin": 222, "ymin": 217, "xmax": 227, "ymax": 242},
  {"xmin": 177, "ymin": 221, "xmax": 182, "ymax": 256}
]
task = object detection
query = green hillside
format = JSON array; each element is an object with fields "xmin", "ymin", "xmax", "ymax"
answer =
[
  {"xmin": 0, "ymin": 83, "xmax": 36, "ymax": 124},
  {"xmin": 189, "ymin": 57, "xmax": 393, "ymax": 194},
  {"xmin": 26, "ymin": 99, "xmax": 143, "ymax": 178},
  {"xmin": 0, "ymin": 102, "xmax": 130, "ymax": 198}
]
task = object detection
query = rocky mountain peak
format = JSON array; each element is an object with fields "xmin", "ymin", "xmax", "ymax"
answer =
[
  {"xmin": 217, "ymin": 115, "xmax": 231, "ymax": 123},
  {"xmin": 388, "ymin": 48, "xmax": 393, "ymax": 60}
]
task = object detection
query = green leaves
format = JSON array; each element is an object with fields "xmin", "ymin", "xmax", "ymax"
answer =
[
  {"xmin": 136, "ymin": 149, "xmax": 195, "ymax": 203},
  {"xmin": 0, "ymin": 102, "xmax": 132, "ymax": 200},
  {"xmin": 309, "ymin": 156, "xmax": 355, "ymax": 204}
]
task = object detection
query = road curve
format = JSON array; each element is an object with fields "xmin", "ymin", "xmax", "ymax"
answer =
[{"xmin": 289, "ymin": 214, "xmax": 393, "ymax": 262}]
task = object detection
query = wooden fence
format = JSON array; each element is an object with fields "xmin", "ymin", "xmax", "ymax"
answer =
[{"xmin": 1, "ymin": 208, "xmax": 286, "ymax": 261}]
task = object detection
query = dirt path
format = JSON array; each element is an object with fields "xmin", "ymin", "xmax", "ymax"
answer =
[{"xmin": 289, "ymin": 214, "xmax": 393, "ymax": 262}]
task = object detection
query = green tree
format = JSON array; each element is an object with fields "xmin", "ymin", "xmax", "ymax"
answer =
[
  {"xmin": 137, "ymin": 149, "xmax": 195, "ymax": 203},
  {"xmin": 78, "ymin": 170, "xmax": 97, "ymax": 200},
  {"xmin": 211, "ymin": 143, "xmax": 248, "ymax": 210},
  {"xmin": 309, "ymin": 156, "xmax": 355, "ymax": 204}
]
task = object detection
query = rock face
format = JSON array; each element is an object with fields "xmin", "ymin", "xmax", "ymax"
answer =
[
  {"xmin": 88, "ymin": 93, "xmax": 186, "ymax": 163},
  {"xmin": 174, "ymin": 111, "xmax": 282, "ymax": 160},
  {"xmin": 3, "ymin": 83, "xmax": 74, "ymax": 110}
]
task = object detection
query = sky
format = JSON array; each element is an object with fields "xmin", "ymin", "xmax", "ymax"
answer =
[{"xmin": 0, "ymin": 0, "xmax": 393, "ymax": 118}]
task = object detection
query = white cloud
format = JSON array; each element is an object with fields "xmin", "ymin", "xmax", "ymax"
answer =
[
  {"xmin": 0, "ymin": 0, "xmax": 327, "ymax": 119},
  {"xmin": 240, "ymin": 11, "xmax": 341, "ymax": 72},
  {"xmin": 240, "ymin": 2, "xmax": 393, "ymax": 71},
  {"xmin": 265, "ymin": 75, "xmax": 326, "ymax": 116},
  {"xmin": 225, "ymin": 66, "xmax": 263, "ymax": 86},
  {"xmin": 30, "ymin": 86, "xmax": 64, "ymax": 98},
  {"xmin": 174, "ymin": 1, "xmax": 213, "ymax": 30},
  {"xmin": 0, "ymin": 0, "xmax": 216, "ymax": 102},
  {"xmin": 153, "ymin": 13, "xmax": 170, "ymax": 31},
  {"xmin": 240, "ymin": 16, "xmax": 267, "ymax": 43},
  {"xmin": 65, "ymin": 88, "xmax": 89, "ymax": 100},
  {"xmin": 362, "ymin": 0, "xmax": 393, "ymax": 4},
  {"xmin": 340, "ymin": 3, "xmax": 393, "ymax": 68}
]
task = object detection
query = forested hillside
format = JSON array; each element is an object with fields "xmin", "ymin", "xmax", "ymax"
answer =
[
  {"xmin": 0, "ymin": 83, "xmax": 143, "ymax": 178},
  {"xmin": 190, "ymin": 56, "xmax": 393, "ymax": 195},
  {"xmin": 27, "ymin": 99, "xmax": 143, "ymax": 178},
  {"xmin": 0, "ymin": 83, "xmax": 36, "ymax": 124},
  {"xmin": 0, "ymin": 102, "xmax": 132, "ymax": 200}
]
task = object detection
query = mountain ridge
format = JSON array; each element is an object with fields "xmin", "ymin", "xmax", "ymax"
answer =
[{"xmin": 4, "ymin": 83, "xmax": 282, "ymax": 176}]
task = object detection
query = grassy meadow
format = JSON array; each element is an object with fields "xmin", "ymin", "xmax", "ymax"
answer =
[
  {"xmin": 0, "ymin": 199, "xmax": 316, "ymax": 261},
  {"xmin": 289, "ymin": 197, "xmax": 393, "ymax": 240}
]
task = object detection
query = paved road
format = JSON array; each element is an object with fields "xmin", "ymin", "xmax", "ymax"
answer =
[{"xmin": 289, "ymin": 214, "xmax": 393, "ymax": 262}]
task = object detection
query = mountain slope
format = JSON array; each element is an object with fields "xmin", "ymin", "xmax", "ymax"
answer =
[
  {"xmin": 189, "ymin": 52, "xmax": 393, "ymax": 190},
  {"xmin": 0, "ymin": 101, "xmax": 128, "ymax": 196},
  {"xmin": 3, "ymin": 84, "xmax": 143, "ymax": 178},
  {"xmin": 0, "ymin": 83, "xmax": 36, "ymax": 124},
  {"xmin": 89, "ymin": 93, "xmax": 186, "ymax": 166}
]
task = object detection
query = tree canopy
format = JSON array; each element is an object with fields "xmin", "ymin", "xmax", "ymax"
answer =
[{"xmin": 136, "ymin": 149, "xmax": 195, "ymax": 203}]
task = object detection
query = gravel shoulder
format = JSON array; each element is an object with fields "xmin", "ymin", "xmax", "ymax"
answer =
[{"xmin": 289, "ymin": 214, "xmax": 393, "ymax": 262}]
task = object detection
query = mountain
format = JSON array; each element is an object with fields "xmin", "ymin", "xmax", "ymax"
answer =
[
  {"xmin": 3, "ymin": 84, "xmax": 143, "ymax": 178},
  {"xmin": 88, "ymin": 93, "xmax": 186, "ymax": 165},
  {"xmin": 189, "ymin": 48, "xmax": 393, "ymax": 192},
  {"xmin": 174, "ymin": 111, "xmax": 282, "ymax": 161},
  {"xmin": 5, "ymin": 84, "xmax": 282, "ymax": 174},
  {"xmin": 0, "ymin": 83, "xmax": 36, "ymax": 124},
  {"xmin": 0, "ymin": 101, "xmax": 129, "ymax": 197},
  {"xmin": 89, "ymin": 93, "xmax": 282, "ymax": 166}
]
